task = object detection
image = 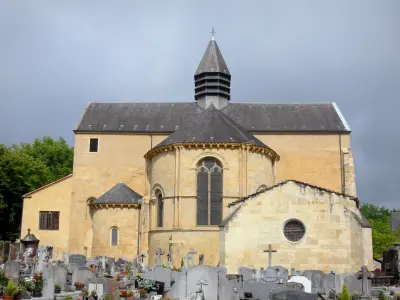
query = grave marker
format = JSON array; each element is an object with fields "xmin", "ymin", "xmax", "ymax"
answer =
[
  {"xmin": 69, "ymin": 254, "xmax": 86, "ymax": 266},
  {"xmin": 263, "ymin": 244, "xmax": 277, "ymax": 268},
  {"xmin": 155, "ymin": 248, "xmax": 165, "ymax": 266}
]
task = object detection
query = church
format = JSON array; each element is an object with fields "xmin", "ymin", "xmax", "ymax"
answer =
[{"xmin": 20, "ymin": 35, "xmax": 373, "ymax": 273}]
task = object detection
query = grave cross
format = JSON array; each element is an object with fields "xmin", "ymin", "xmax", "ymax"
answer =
[
  {"xmin": 263, "ymin": 244, "xmax": 277, "ymax": 268},
  {"xmin": 188, "ymin": 248, "xmax": 197, "ymax": 266},
  {"xmin": 155, "ymin": 248, "xmax": 164, "ymax": 266},
  {"xmin": 184, "ymin": 254, "xmax": 190, "ymax": 267},
  {"xmin": 139, "ymin": 253, "xmax": 146, "ymax": 263},
  {"xmin": 356, "ymin": 265, "xmax": 372, "ymax": 297},
  {"xmin": 196, "ymin": 276, "xmax": 208, "ymax": 292},
  {"xmin": 167, "ymin": 252, "xmax": 172, "ymax": 262}
]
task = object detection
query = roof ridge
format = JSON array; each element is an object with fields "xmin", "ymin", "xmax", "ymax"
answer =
[
  {"xmin": 227, "ymin": 179, "xmax": 359, "ymax": 208},
  {"xmin": 216, "ymin": 108, "xmax": 265, "ymax": 146}
]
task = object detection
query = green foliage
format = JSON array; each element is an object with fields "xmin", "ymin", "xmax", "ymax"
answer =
[
  {"xmin": 360, "ymin": 203, "xmax": 400, "ymax": 258},
  {"xmin": 0, "ymin": 271, "xmax": 9, "ymax": 287},
  {"xmin": 338, "ymin": 284, "xmax": 350, "ymax": 300},
  {"xmin": 4, "ymin": 279, "xmax": 17, "ymax": 297},
  {"xmin": 0, "ymin": 137, "xmax": 73, "ymax": 240},
  {"xmin": 378, "ymin": 290, "xmax": 387, "ymax": 300}
]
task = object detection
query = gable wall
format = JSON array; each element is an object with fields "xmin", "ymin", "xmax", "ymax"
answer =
[
  {"xmin": 221, "ymin": 181, "xmax": 371, "ymax": 274},
  {"xmin": 21, "ymin": 176, "xmax": 72, "ymax": 258}
]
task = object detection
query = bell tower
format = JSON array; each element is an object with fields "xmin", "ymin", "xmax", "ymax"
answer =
[{"xmin": 194, "ymin": 29, "xmax": 231, "ymax": 109}]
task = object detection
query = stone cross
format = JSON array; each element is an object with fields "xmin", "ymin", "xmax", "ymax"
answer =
[
  {"xmin": 140, "ymin": 253, "xmax": 146, "ymax": 263},
  {"xmin": 184, "ymin": 254, "xmax": 190, "ymax": 267},
  {"xmin": 263, "ymin": 244, "xmax": 277, "ymax": 267},
  {"xmin": 357, "ymin": 265, "xmax": 372, "ymax": 297},
  {"xmin": 196, "ymin": 276, "xmax": 208, "ymax": 292},
  {"xmin": 155, "ymin": 248, "xmax": 164, "ymax": 266},
  {"xmin": 188, "ymin": 248, "xmax": 197, "ymax": 266}
]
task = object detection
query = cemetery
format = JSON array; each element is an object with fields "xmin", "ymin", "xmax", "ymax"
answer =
[{"xmin": 2, "ymin": 235, "xmax": 398, "ymax": 300}]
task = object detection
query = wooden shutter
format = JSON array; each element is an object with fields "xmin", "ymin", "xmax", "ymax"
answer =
[
  {"xmin": 39, "ymin": 212, "xmax": 45, "ymax": 229},
  {"xmin": 197, "ymin": 170, "xmax": 209, "ymax": 225},
  {"xmin": 210, "ymin": 170, "xmax": 223, "ymax": 225},
  {"xmin": 52, "ymin": 212, "xmax": 60, "ymax": 230}
]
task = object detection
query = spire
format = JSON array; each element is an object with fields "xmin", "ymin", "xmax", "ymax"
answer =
[{"xmin": 194, "ymin": 31, "xmax": 231, "ymax": 109}]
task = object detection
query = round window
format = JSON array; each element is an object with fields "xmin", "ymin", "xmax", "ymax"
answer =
[{"xmin": 283, "ymin": 219, "xmax": 306, "ymax": 242}]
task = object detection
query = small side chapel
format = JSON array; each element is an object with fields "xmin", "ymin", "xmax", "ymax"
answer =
[{"xmin": 20, "ymin": 34, "xmax": 373, "ymax": 273}]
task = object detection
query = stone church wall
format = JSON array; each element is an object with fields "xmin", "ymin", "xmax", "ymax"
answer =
[
  {"xmin": 255, "ymin": 133, "xmax": 351, "ymax": 193},
  {"xmin": 91, "ymin": 206, "xmax": 139, "ymax": 258},
  {"xmin": 220, "ymin": 181, "xmax": 372, "ymax": 274},
  {"xmin": 21, "ymin": 175, "xmax": 73, "ymax": 258},
  {"xmin": 68, "ymin": 133, "xmax": 152, "ymax": 255}
]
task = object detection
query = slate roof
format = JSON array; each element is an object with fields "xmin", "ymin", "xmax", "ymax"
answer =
[
  {"xmin": 75, "ymin": 102, "xmax": 350, "ymax": 133},
  {"xmin": 91, "ymin": 183, "xmax": 143, "ymax": 205},
  {"xmin": 155, "ymin": 104, "xmax": 267, "ymax": 148},
  {"xmin": 195, "ymin": 40, "xmax": 230, "ymax": 75}
]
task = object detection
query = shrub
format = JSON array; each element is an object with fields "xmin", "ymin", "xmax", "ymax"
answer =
[
  {"xmin": 4, "ymin": 280, "xmax": 17, "ymax": 297},
  {"xmin": 378, "ymin": 290, "xmax": 387, "ymax": 300},
  {"xmin": 338, "ymin": 284, "xmax": 350, "ymax": 300}
]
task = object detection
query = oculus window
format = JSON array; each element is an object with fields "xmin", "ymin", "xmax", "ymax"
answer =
[{"xmin": 283, "ymin": 219, "xmax": 306, "ymax": 242}]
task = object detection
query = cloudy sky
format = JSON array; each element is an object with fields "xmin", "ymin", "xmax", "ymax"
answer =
[{"xmin": 0, "ymin": 1, "xmax": 399, "ymax": 207}]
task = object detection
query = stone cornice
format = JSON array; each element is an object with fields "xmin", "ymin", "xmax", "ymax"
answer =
[
  {"xmin": 89, "ymin": 203, "xmax": 141, "ymax": 209},
  {"xmin": 144, "ymin": 142, "xmax": 280, "ymax": 161}
]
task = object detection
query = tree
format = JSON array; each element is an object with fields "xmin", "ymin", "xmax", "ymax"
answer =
[
  {"xmin": 360, "ymin": 203, "xmax": 400, "ymax": 258},
  {"xmin": 0, "ymin": 137, "xmax": 73, "ymax": 240}
]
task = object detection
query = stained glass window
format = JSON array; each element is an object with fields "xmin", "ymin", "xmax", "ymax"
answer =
[
  {"xmin": 196, "ymin": 157, "xmax": 223, "ymax": 226},
  {"xmin": 157, "ymin": 191, "xmax": 163, "ymax": 228},
  {"xmin": 111, "ymin": 227, "xmax": 118, "ymax": 246}
]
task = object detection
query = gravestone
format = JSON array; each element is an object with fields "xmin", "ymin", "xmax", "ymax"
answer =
[
  {"xmin": 218, "ymin": 272, "xmax": 236, "ymax": 300},
  {"xmin": 239, "ymin": 267, "xmax": 255, "ymax": 281},
  {"xmin": 72, "ymin": 268, "xmax": 94, "ymax": 286},
  {"xmin": 356, "ymin": 265, "xmax": 372, "ymax": 297},
  {"xmin": 186, "ymin": 265, "xmax": 219, "ymax": 300},
  {"xmin": 143, "ymin": 266, "xmax": 172, "ymax": 290},
  {"xmin": 288, "ymin": 276, "xmax": 312, "ymax": 293},
  {"xmin": 188, "ymin": 248, "xmax": 197, "ymax": 267},
  {"xmin": 303, "ymin": 270, "xmax": 325, "ymax": 294},
  {"xmin": 8, "ymin": 243, "xmax": 19, "ymax": 261},
  {"xmin": 69, "ymin": 254, "xmax": 86, "ymax": 267},
  {"xmin": 4, "ymin": 260, "xmax": 20, "ymax": 279},
  {"xmin": 88, "ymin": 278, "xmax": 118, "ymax": 299},
  {"xmin": 275, "ymin": 266, "xmax": 289, "ymax": 281},
  {"xmin": 155, "ymin": 248, "xmax": 164, "ymax": 266},
  {"xmin": 166, "ymin": 266, "xmax": 187, "ymax": 299},
  {"xmin": 263, "ymin": 267, "xmax": 279, "ymax": 282},
  {"xmin": 270, "ymin": 290, "xmax": 318, "ymax": 300},
  {"xmin": 42, "ymin": 264, "xmax": 55, "ymax": 298},
  {"xmin": 54, "ymin": 265, "xmax": 68, "ymax": 289}
]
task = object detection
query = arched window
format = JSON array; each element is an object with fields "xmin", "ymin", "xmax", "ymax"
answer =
[
  {"xmin": 110, "ymin": 227, "xmax": 118, "ymax": 246},
  {"xmin": 196, "ymin": 157, "xmax": 223, "ymax": 225},
  {"xmin": 156, "ymin": 190, "xmax": 163, "ymax": 228}
]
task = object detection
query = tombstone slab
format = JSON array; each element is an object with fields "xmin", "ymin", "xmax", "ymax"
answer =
[
  {"xmin": 270, "ymin": 290, "xmax": 318, "ymax": 300},
  {"xmin": 4, "ymin": 260, "xmax": 19, "ymax": 279},
  {"xmin": 69, "ymin": 254, "xmax": 86, "ymax": 267},
  {"xmin": 288, "ymin": 276, "xmax": 312, "ymax": 293}
]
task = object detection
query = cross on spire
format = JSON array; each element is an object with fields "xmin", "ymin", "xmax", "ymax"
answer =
[
  {"xmin": 211, "ymin": 28, "xmax": 216, "ymax": 40},
  {"xmin": 263, "ymin": 244, "xmax": 277, "ymax": 268}
]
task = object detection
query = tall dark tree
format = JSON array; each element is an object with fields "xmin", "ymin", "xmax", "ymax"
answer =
[{"xmin": 0, "ymin": 137, "xmax": 73, "ymax": 240}]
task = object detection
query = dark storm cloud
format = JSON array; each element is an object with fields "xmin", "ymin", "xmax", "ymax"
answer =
[{"xmin": 0, "ymin": 1, "xmax": 399, "ymax": 207}]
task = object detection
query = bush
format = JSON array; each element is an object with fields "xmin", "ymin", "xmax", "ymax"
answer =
[
  {"xmin": 338, "ymin": 284, "xmax": 350, "ymax": 300},
  {"xmin": 378, "ymin": 290, "xmax": 387, "ymax": 300}
]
